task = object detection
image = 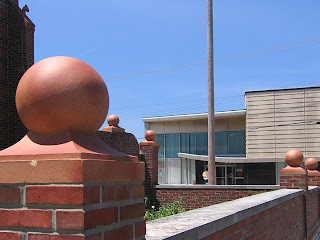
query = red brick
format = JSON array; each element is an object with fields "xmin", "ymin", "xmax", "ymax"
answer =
[
  {"xmin": 120, "ymin": 203, "xmax": 145, "ymax": 221},
  {"xmin": 26, "ymin": 186, "xmax": 84, "ymax": 205},
  {"xmin": 56, "ymin": 211, "xmax": 84, "ymax": 231},
  {"xmin": 84, "ymin": 186, "xmax": 100, "ymax": 205},
  {"xmin": 0, "ymin": 232, "xmax": 22, "ymax": 240},
  {"xmin": 85, "ymin": 207, "xmax": 118, "ymax": 229},
  {"xmin": 133, "ymin": 185, "xmax": 145, "ymax": 199},
  {"xmin": 0, "ymin": 209, "xmax": 51, "ymax": 228},
  {"xmin": 135, "ymin": 221, "xmax": 146, "ymax": 238},
  {"xmin": 86, "ymin": 233, "xmax": 102, "ymax": 240},
  {"xmin": 28, "ymin": 234, "xmax": 84, "ymax": 240},
  {"xmin": 0, "ymin": 186, "xmax": 20, "ymax": 204},
  {"xmin": 102, "ymin": 185, "xmax": 130, "ymax": 202},
  {"xmin": 104, "ymin": 225, "xmax": 133, "ymax": 240}
]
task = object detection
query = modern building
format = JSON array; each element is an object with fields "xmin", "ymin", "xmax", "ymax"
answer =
[{"xmin": 143, "ymin": 86, "xmax": 320, "ymax": 185}]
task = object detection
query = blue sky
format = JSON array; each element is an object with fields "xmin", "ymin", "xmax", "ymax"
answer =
[{"xmin": 19, "ymin": 0, "xmax": 320, "ymax": 140}]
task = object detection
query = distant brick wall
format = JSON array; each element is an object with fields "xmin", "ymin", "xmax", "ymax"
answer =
[
  {"xmin": 156, "ymin": 187, "xmax": 268, "ymax": 210},
  {"xmin": 0, "ymin": 0, "xmax": 34, "ymax": 149},
  {"xmin": 280, "ymin": 174, "xmax": 308, "ymax": 189},
  {"xmin": 97, "ymin": 131, "xmax": 139, "ymax": 156}
]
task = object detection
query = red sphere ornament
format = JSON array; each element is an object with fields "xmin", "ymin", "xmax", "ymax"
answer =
[
  {"xmin": 145, "ymin": 130, "xmax": 156, "ymax": 141},
  {"xmin": 305, "ymin": 158, "xmax": 318, "ymax": 170},
  {"xmin": 107, "ymin": 115, "xmax": 120, "ymax": 126},
  {"xmin": 285, "ymin": 149, "xmax": 303, "ymax": 167},
  {"xmin": 16, "ymin": 56, "xmax": 109, "ymax": 135}
]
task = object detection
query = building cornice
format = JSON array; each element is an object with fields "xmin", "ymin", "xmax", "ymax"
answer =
[{"xmin": 142, "ymin": 110, "xmax": 246, "ymax": 123}]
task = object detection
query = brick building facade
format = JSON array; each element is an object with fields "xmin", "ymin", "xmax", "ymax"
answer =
[{"xmin": 0, "ymin": 0, "xmax": 34, "ymax": 149}]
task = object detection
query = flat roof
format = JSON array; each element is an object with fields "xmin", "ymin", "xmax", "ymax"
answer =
[
  {"xmin": 142, "ymin": 110, "xmax": 246, "ymax": 123},
  {"xmin": 178, "ymin": 153, "xmax": 285, "ymax": 163},
  {"xmin": 245, "ymin": 86, "xmax": 320, "ymax": 94}
]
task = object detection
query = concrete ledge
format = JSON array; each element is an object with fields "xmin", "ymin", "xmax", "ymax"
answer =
[
  {"xmin": 155, "ymin": 184, "xmax": 280, "ymax": 190},
  {"xmin": 146, "ymin": 189, "xmax": 304, "ymax": 240},
  {"xmin": 309, "ymin": 186, "xmax": 318, "ymax": 193}
]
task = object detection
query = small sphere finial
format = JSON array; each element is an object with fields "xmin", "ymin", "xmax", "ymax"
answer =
[
  {"xmin": 305, "ymin": 158, "xmax": 318, "ymax": 170},
  {"xmin": 107, "ymin": 115, "xmax": 120, "ymax": 127},
  {"xmin": 16, "ymin": 56, "xmax": 109, "ymax": 136},
  {"xmin": 285, "ymin": 149, "xmax": 303, "ymax": 167},
  {"xmin": 145, "ymin": 130, "xmax": 156, "ymax": 141}
]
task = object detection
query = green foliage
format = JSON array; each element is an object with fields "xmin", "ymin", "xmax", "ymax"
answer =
[{"xmin": 144, "ymin": 199, "xmax": 186, "ymax": 221}]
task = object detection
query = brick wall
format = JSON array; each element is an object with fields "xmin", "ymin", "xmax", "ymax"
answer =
[
  {"xmin": 308, "ymin": 174, "xmax": 320, "ymax": 220},
  {"xmin": 0, "ymin": 0, "xmax": 9, "ymax": 149},
  {"xmin": 146, "ymin": 188, "xmax": 320, "ymax": 240},
  {"xmin": 0, "ymin": 183, "xmax": 145, "ymax": 240},
  {"xmin": 97, "ymin": 131, "xmax": 139, "ymax": 156},
  {"xmin": 202, "ymin": 194, "xmax": 305, "ymax": 240},
  {"xmin": 156, "ymin": 187, "xmax": 269, "ymax": 210},
  {"xmin": 0, "ymin": 0, "xmax": 34, "ymax": 149},
  {"xmin": 306, "ymin": 188, "xmax": 320, "ymax": 238}
]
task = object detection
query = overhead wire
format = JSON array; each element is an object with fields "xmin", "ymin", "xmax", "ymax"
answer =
[
  {"xmin": 111, "ymin": 94, "xmax": 243, "ymax": 110},
  {"xmin": 103, "ymin": 36, "xmax": 320, "ymax": 81}
]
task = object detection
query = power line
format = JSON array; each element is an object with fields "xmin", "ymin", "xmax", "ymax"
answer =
[
  {"xmin": 103, "ymin": 61, "xmax": 205, "ymax": 81},
  {"xmin": 103, "ymin": 36, "xmax": 320, "ymax": 81},
  {"xmin": 247, "ymin": 119, "xmax": 319, "ymax": 131},
  {"xmin": 111, "ymin": 94, "xmax": 243, "ymax": 110}
]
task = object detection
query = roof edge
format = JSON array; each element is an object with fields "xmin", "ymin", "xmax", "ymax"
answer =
[{"xmin": 142, "ymin": 110, "xmax": 246, "ymax": 123}]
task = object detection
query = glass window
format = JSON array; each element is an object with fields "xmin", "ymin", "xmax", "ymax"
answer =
[
  {"xmin": 215, "ymin": 131, "xmax": 228, "ymax": 155},
  {"xmin": 155, "ymin": 134, "xmax": 165, "ymax": 158},
  {"xmin": 158, "ymin": 157, "xmax": 166, "ymax": 184},
  {"xmin": 165, "ymin": 134, "xmax": 179, "ymax": 158},
  {"xmin": 190, "ymin": 133, "xmax": 196, "ymax": 154},
  {"xmin": 180, "ymin": 133, "xmax": 190, "ymax": 153},
  {"xmin": 196, "ymin": 132, "xmax": 208, "ymax": 155},
  {"xmin": 228, "ymin": 130, "xmax": 245, "ymax": 155}
]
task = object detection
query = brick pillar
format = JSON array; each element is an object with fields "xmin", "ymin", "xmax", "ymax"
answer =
[
  {"xmin": 280, "ymin": 149, "xmax": 308, "ymax": 190},
  {"xmin": 140, "ymin": 130, "xmax": 159, "ymax": 207},
  {"xmin": 0, "ymin": 57, "xmax": 146, "ymax": 240},
  {"xmin": 305, "ymin": 158, "xmax": 320, "ymax": 221},
  {"xmin": 280, "ymin": 150, "xmax": 309, "ymax": 238},
  {"xmin": 0, "ymin": 155, "xmax": 145, "ymax": 240},
  {"xmin": 305, "ymin": 158, "xmax": 320, "ymax": 185}
]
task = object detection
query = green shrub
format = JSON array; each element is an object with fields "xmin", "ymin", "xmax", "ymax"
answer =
[{"xmin": 144, "ymin": 200, "xmax": 186, "ymax": 221}]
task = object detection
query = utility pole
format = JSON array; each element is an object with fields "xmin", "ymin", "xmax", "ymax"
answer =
[{"xmin": 207, "ymin": 0, "xmax": 216, "ymax": 185}]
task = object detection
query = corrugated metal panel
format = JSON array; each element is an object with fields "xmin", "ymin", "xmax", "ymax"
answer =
[{"xmin": 246, "ymin": 87, "xmax": 320, "ymax": 158}]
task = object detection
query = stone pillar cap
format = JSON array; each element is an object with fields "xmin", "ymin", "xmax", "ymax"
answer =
[
  {"xmin": 102, "ymin": 114, "xmax": 125, "ymax": 133},
  {"xmin": 285, "ymin": 149, "xmax": 303, "ymax": 167},
  {"xmin": 305, "ymin": 158, "xmax": 318, "ymax": 170},
  {"xmin": 305, "ymin": 158, "xmax": 320, "ymax": 176},
  {"xmin": 0, "ymin": 56, "xmax": 132, "ymax": 159},
  {"xmin": 145, "ymin": 130, "xmax": 156, "ymax": 141},
  {"xmin": 280, "ymin": 149, "xmax": 306, "ymax": 175},
  {"xmin": 140, "ymin": 130, "xmax": 159, "ymax": 146}
]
